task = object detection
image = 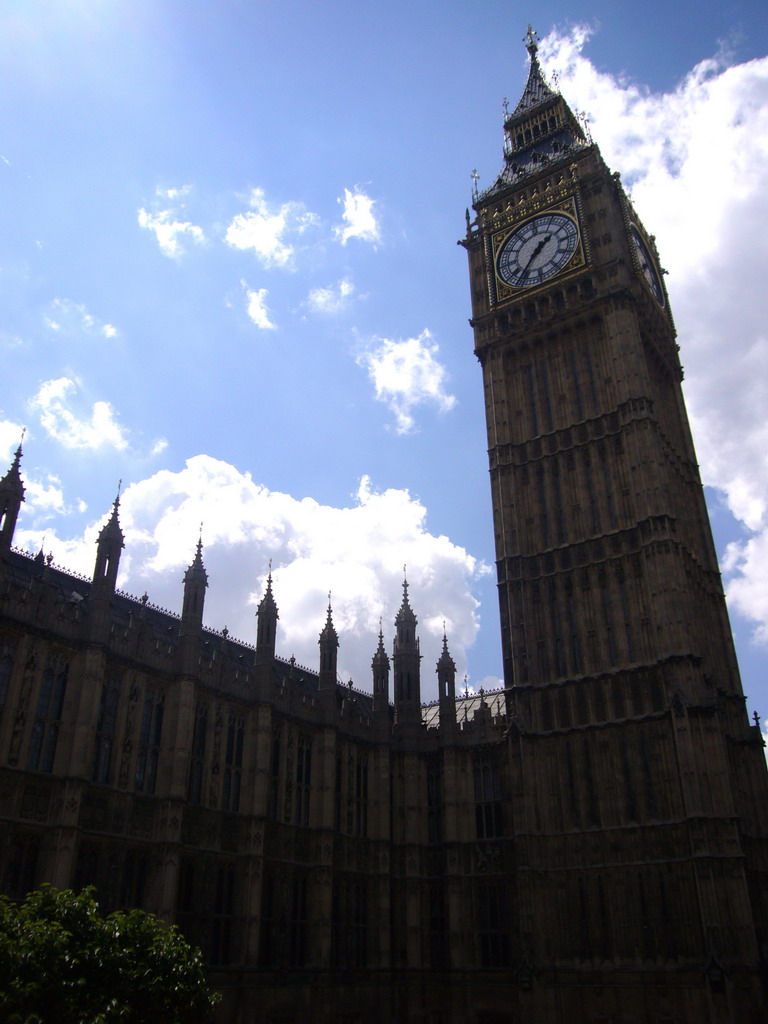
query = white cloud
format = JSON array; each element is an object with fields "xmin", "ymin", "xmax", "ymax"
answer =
[
  {"xmin": 43, "ymin": 298, "xmax": 118, "ymax": 339},
  {"xmin": 225, "ymin": 188, "xmax": 317, "ymax": 268},
  {"xmin": 357, "ymin": 329, "xmax": 456, "ymax": 434},
  {"xmin": 29, "ymin": 377, "xmax": 130, "ymax": 452},
  {"xmin": 240, "ymin": 281, "xmax": 276, "ymax": 330},
  {"xmin": 157, "ymin": 185, "xmax": 191, "ymax": 201},
  {"xmin": 13, "ymin": 456, "xmax": 484, "ymax": 698},
  {"xmin": 539, "ymin": 27, "xmax": 768, "ymax": 649},
  {"xmin": 306, "ymin": 277, "xmax": 355, "ymax": 314},
  {"xmin": 138, "ymin": 186, "xmax": 205, "ymax": 258},
  {"xmin": 22, "ymin": 474, "xmax": 66, "ymax": 520},
  {"xmin": 334, "ymin": 187, "xmax": 380, "ymax": 246}
]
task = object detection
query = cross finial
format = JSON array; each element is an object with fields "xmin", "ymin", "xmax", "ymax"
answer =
[
  {"xmin": 525, "ymin": 25, "xmax": 539, "ymax": 55},
  {"xmin": 471, "ymin": 168, "xmax": 479, "ymax": 199},
  {"xmin": 754, "ymin": 709, "xmax": 762, "ymax": 728},
  {"xmin": 502, "ymin": 97, "xmax": 509, "ymax": 118}
]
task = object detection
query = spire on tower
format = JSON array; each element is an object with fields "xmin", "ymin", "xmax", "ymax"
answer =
[
  {"xmin": 393, "ymin": 570, "xmax": 422, "ymax": 725},
  {"xmin": 1, "ymin": 439, "xmax": 25, "ymax": 497},
  {"xmin": 0, "ymin": 436, "xmax": 26, "ymax": 555},
  {"xmin": 372, "ymin": 621, "xmax": 390, "ymax": 669},
  {"xmin": 319, "ymin": 593, "xmax": 339, "ymax": 694},
  {"xmin": 257, "ymin": 562, "xmax": 278, "ymax": 616},
  {"xmin": 508, "ymin": 25, "xmax": 556, "ymax": 118},
  {"xmin": 91, "ymin": 487, "xmax": 125, "ymax": 596},
  {"xmin": 184, "ymin": 530, "xmax": 208, "ymax": 586},
  {"xmin": 181, "ymin": 532, "xmax": 208, "ymax": 636},
  {"xmin": 320, "ymin": 594, "xmax": 339, "ymax": 648},
  {"xmin": 476, "ymin": 26, "xmax": 588, "ymax": 204},
  {"xmin": 97, "ymin": 485, "xmax": 125, "ymax": 546},
  {"xmin": 256, "ymin": 562, "xmax": 279, "ymax": 660},
  {"xmin": 437, "ymin": 627, "xmax": 456, "ymax": 673},
  {"xmin": 372, "ymin": 620, "xmax": 390, "ymax": 714},
  {"xmin": 399, "ymin": 569, "xmax": 417, "ymax": 630}
]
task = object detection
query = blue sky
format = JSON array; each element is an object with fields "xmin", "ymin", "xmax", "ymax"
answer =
[{"xmin": 2, "ymin": 1, "xmax": 767, "ymax": 725}]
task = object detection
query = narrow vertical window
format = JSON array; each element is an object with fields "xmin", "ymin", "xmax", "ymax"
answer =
[
  {"xmin": 428, "ymin": 885, "xmax": 448, "ymax": 968},
  {"xmin": 539, "ymin": 358, "xmax": 554, "ymax": 431},
  {"xmin": 351, "ymin": 879, "xmax": 367, "ymax": 968},
  {"xmin": 176, "ymin": 858, "xmax": 199, "ymax": 947},
  {"xmin": 549, "ymin": 579, "xmax": 567, "ymax": 677},
  {"xmin": 601, "ymin": 576, "xmax": 618, "ymax": 667},
  {"xmin": 524, "ymin": 363, "xmax": 539, "ymax": 435},
  {"xmin": 187, "ymin": 702, "xmax": 208, "ymax": 804},
  {"xmin": 134, "ymin": 688, "xmax": 164, "ymax": 794},
  {"xmin": 268, "ymin": 725, "xmax": 281, "ymax": 820},
  {"xmin": 583, "ymin": 737, "xmax": 600, "ymax": 826},
  {"xmin": 569, "ymin": 348, "xmax": 585, "ymax": 421},
  {"xmin": 620, "ymin": 734, "xmax": 638, "ymax": 822},
  {"xmin": 475, "ymin": 882, "xmax": 509, "ymax": 967},
  {"xmin": 259, "ymin": 866, "xmax": 277, "ymax": 967},
  {"xmin": 295, "ymin": 733, "xmax": 312, "ymax": 826},
  {"xmin": 334, "ymin": 749, "xmax": 342, "ymax": 831},
  {"xmin": 2, "ymin": 832, "xmax": 40, "ymax": 899},
  {"xmin": 553, "ymin": 462, "xmax": 567, "ymax": 543},
  {"xmin": 618, "ymin": 567, "xmax": 636, "ymax": 663},
  {"xmin": 474, "ymin": 751, "xmax": 503, "ymax": 839},
  {"xmin": 222, "ymin": 714, "xmax": 244, "ymax": 813},
  {"xmin": 564, "ymin": 737, "xmax": 581, "ymax": 827},
  {"xmin": 598, "ymin": 443, "xmax": 617, "ymax": 528},
  {"xmin": 211, "ymin": 864, "xmax": 236, "ymax": 965},
  {"xmin": 28, "ymin": 661, "xmax": 68, "ymax": 773},
  {"xmin": 120, "ymin": 849, "xmax": 148, "ymax": 908},
  {"xmin": 577, "ymin": 876, "xmax": 592, "ymax": 959},
  {"xmin": 584, "ymin": 452, "xmax": 601, "ymax": 534},
  {"xmin": 537, "ymin": 465, "xmax": 550, "ymax": 548},
  {"xmin": 0, "ymin": 640, "xmax": 15, "ymax": 722},
  {"xmin": 288, "ymin": 873, "xmax": 309, "ymax": 967},
  {"xmin": 354, "ymin": 752, "xmax": 368, "ymax": 837},
  {"xmin": 426, "ymin": 755, "xmax": 442, "ymax": 843},
  {"xmin": 93, "ymin": 676, "xmax": 120, "ymax": 784},
  {"xmin": 582, "ymin": 344, "xmax": 599, "ymax": 415},
  {"xmin": 565, "ymin": 580, "xmax": 582, "ymax": 674}
]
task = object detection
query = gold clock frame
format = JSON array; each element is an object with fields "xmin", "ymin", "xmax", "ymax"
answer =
[{"xmin": 488, "ymin": 195, "xmax": 587, "ymax": 306}]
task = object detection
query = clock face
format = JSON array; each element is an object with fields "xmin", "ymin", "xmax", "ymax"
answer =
[
  {"xmin": 496, "ymin": 211, "xmax": 579, "ymax": 289},
  {"xmin": 630, "ymin": 225, "xmax": 664, "ymax": 305}
]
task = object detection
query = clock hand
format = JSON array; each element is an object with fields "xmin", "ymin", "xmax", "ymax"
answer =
[{"xmin": 522, "ymin": 233, "xmax": 552, "ymax": 271}]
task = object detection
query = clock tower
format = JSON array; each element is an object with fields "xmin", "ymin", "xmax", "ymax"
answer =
[{"xmin": 462, "ymin": 28, "xmax": 768, "ymax": 1021}]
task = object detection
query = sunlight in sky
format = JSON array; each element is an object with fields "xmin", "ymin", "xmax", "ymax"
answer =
[{"xmin": 1, "ymin": 0, "xmax": 767, "ymax": 707}]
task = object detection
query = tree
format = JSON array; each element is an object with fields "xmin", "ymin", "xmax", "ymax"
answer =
[{"xmin": 0, "ymin": 885, "xmax": 219, "ymax": 1024}]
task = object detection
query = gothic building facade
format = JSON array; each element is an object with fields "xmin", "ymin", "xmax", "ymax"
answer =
[{"xmin": 1, "ymin": 31, "xmax": 767, "ymax": 1024}]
